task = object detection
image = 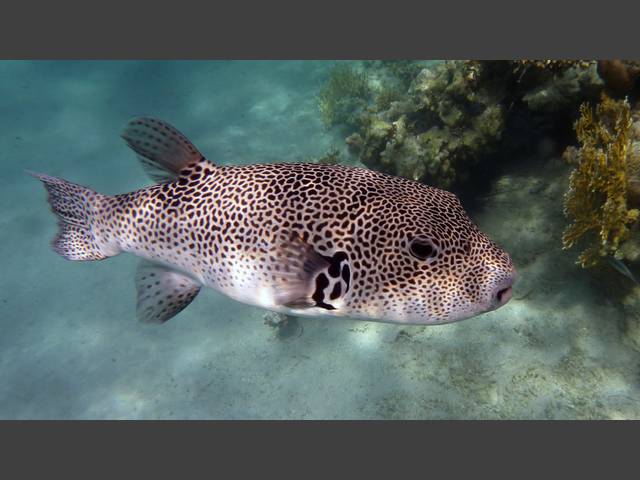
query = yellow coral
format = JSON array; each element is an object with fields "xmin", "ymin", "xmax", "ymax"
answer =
[{"xmin": 562, "ymin": 94, "xmax": 638, "ymax": 267}]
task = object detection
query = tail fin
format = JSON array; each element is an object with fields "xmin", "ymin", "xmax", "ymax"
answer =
[{"xmin": 30, "ymin": 172, "xmax": 116, "ymax": 261}]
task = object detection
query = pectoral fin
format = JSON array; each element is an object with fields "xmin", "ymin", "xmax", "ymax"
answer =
[{"xmin": 271, "ymin": 235, "xmax": 332, "ymax": 309}]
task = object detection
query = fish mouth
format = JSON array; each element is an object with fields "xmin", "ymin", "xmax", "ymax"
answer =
[
  {"xmin": 491, "ymin": 267, "xmax": 517, "ymax": 308},
  {"xmin": 495, "ymin": 286, "xmax": 513, "ymax": 305}
]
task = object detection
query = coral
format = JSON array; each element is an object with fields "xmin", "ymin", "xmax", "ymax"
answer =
[
  {"xmin": 355, "ymin": 61, "xmax": 507, "ymax": 189},
  {"xmin": 373, "ymin": 83, "xmax": 405, "ymax": 111},
  {"xmin": 379, "ymin": 60, "xmax": 426, "ymax": 88},
  {"xmin": 512, "ymin": 59, "xmax": 594, "ymax": 75},
  {"xmin": 616, "ymin": 229, "xmax": 640, "ymax": 263},
  {"xmin": 345, "ymin": 132, "xmax": 364, "ymax": 155},
  {"xmin": 317, "ymin": 64, "xmax": 371, "ymax": 129},
  {"xmin": 355, "ymin": 117, "xmax": 395, "ymax": 170},
  {"xmin": 361, "ymin": 60, "xmax": 429, "ymax": 90},
  {"xmin": 356, "ymin": 61, "xmax": 427, "ymax": 119},
  {"xmin": 562, "ymin": 94, "xmax": 639, "ymax": 267},
  {"xmin": 597, "ymin": 60, "xmax": 640, "ymax": 97},
  {"xmin": 522, "ymin": 63, "xmax": 603, "ymax": 113},
  {"xmin": 378, "ymin": 117, "xmax": 438, "ymax": 183},
  {"xmin": 314, "ymin": 60, "xmax": 607, "ymax": 192}
]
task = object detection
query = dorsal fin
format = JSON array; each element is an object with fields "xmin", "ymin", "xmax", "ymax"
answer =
[{"xmin": 121, "ymin": 117, "xmax": 207, "ymax": 183}]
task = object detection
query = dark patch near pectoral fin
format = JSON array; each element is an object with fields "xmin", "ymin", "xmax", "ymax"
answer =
[
  {"xmin": 135, "ymin": 260, "xmax": 201, "ymax": 323},
  {"xmin": 271, "ymin": 235, "xmax": 332, "ymax": 309},
  {"xmin": 121, "ymin": 116, "xmax": 209, "ymax": 182},
  {"xmin": 271, "ymin": 235, "xmax": 351, "ymax": 311}
]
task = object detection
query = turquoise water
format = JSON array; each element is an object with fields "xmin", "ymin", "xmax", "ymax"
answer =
[{"xmin": 1, "ymin": 60, "xmax": 639, "ymax": 419}]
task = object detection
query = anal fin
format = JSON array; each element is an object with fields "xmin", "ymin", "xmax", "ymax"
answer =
[{"xmin": 135, "ymin": 260, "xmax": 201, "ymax": 324}]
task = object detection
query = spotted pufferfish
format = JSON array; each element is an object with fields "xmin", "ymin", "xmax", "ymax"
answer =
[{"xmin": 32, "ymin": 117, "xmax": 516, "ymax": 325}]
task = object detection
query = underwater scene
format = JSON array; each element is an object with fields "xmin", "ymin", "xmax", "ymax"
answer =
[{"xmin": 2, "ymin": 60, "xmax": 640, "ymax": 419}]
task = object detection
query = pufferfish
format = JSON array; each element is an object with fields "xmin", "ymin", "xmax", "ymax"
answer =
[{"xmin": 32, "ymin": 117, "xmax": 516, "ymax": 325}]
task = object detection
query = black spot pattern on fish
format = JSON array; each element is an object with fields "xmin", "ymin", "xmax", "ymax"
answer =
[{"xmin": 312, "ymin": 272, "xmax": 335, "ymax": 310}]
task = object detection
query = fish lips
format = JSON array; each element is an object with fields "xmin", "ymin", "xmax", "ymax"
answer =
[{"xmin": 489, "ymin": 268, "xmax": 518, "ymax": 310}]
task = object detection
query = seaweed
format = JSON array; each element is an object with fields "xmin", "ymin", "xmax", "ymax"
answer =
[
  {"xmin": 379, "ymin": 60, "xmax": 425, "ymax": 88},
  {"xmin": 315, "ymin": 147, "xmax": 342, "ymax": 165},
  {"xmin": 302, "ymin": 147, "xmax": 343, "ymax": 165},
  {"xmin": 374, "ymin": 83, "xmax": 405, "ymax": 111},
  {"xmin": 317, "ymin": 64, "xmax": 371, "ymax": 129},
  {"xmin": 562, "ymin": 94, "xmax": 639, "ymax": 267}
]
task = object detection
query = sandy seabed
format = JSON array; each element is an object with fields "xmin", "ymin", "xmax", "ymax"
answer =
[{"xmin": 1, "ymin": 60, "xmax": 639, "ymax": 419}]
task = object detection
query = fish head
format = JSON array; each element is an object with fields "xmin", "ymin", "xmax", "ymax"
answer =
[{"xmin": 358, "ymin": 186, "xmax": 516, "ymax": 325}]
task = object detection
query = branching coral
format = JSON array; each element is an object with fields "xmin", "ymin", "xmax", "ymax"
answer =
[
  {"xmin": 317, "ymin": 64, "xmax": 371, "ymax": 129},
  {"xmin": 562, "ymin": 94, "xmax": 639, "ymax": 267}
]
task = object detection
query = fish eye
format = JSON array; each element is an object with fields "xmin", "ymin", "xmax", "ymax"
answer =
[{"xmin": 409, "ymin": 238, "xmax": 438, "ymax": 261}]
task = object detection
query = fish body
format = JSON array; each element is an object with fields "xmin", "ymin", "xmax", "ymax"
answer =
[{"xmin": 33, "ymin": 117, "xmax": 516, "ymax": 325}]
